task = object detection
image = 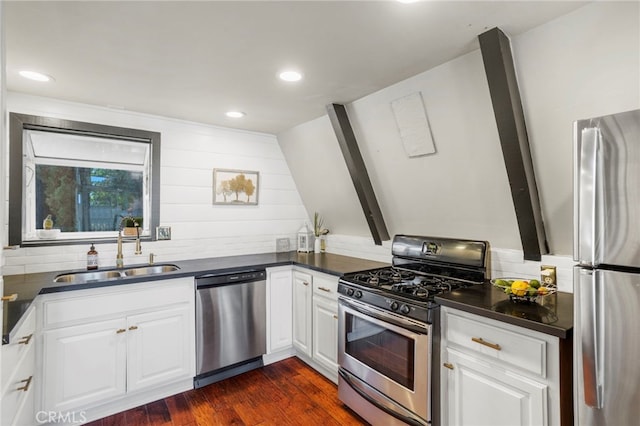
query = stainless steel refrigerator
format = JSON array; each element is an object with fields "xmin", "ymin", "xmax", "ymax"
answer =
[{"xmin": 574, "ymin": 108, "xmax": 640, "ymax": 425}]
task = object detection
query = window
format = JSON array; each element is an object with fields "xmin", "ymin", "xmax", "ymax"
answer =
[{"xmin": 9, "ymin": 113, "xmax": 160, "ymax": 245}]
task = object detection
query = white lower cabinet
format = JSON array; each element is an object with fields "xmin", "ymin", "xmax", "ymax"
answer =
[
  {"xmin": 292, "ymin": 270, "xmax": 313, "ymax": 357},
  {"xmin": 265, "ymin": 267, "xmax": 294, "ymax": 362},
  {"xmin": 39, "ymin": 277, "xmax": 195, "ymax": 424},
  {"xmin": 312, "ymin": 294, "xmax": 338, "ymax": 373},
  {"xmin": 126, "ymin": 305, "xmax": 193, "ymax": 392},
  {"xmin": 43, "ymin": 318, "xmax": 127, "ymax": 412},
  {"xmin": 2, "ymin": 306, "xmax": 37, "ymax": 426},
  {"xmin": 292, "ymin": 267, "xmax": 339, "ymax": 383},
  {"xmin": 441, "ymin": 307, "xmax": 560, "ymax": 426}
]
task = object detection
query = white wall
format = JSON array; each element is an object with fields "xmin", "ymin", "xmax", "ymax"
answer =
[
  {"xmin": 278, "ymin": 1, "xmax": 639, "ymax": 292},
  {"xmin": 3, "ymin": 93, "xmax": 309, "ymax": 275}
]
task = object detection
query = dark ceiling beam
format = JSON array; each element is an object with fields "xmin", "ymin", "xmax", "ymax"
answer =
[
  {"xmin": 478, "ymin": 27, "xmax": 549, "ymax": 261},
  {"xmin": 326, "ymin": 103, "xmax": 390, "ymax": 245}
]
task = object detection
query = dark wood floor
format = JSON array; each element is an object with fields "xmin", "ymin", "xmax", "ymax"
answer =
[{"xmin": 86, "ymin": 357, "xmax": 367, "ymax": 425}]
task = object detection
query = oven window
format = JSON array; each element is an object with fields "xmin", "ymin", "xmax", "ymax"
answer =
[{"xmin": 345, "ymin": 312, "xmax": 415, "ymax": 390}]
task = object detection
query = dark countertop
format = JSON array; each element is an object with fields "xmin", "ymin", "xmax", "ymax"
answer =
[
  {"xmin": 435, "ymin": 282, "xmax": 573, "ymax": 339},
  {"xmin": 3, "ymin": 251, "xmax": 389, "ymax": 343}
]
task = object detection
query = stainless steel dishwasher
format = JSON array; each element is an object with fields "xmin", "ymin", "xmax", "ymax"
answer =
[{"xmin": 194, "ymin": 269, "xmax": 266, "ymax": 388}]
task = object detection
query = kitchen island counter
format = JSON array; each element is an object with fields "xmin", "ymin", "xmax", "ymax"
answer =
[
  {"xmin": 3, "ymin": 251, "xmax": 388, "ymax": 343},
  {"xmin": 435, "ymin": 282, "xmax": 573, "ymax": 338}
]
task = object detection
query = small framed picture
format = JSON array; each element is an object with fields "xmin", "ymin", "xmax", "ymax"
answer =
[
  {"xmin": 213, "ymin": 168, "xmax": 259, "ymax": 205},
  {"xmin": 156, "ymin": 226, "xmax": 171, "ymax": 240}
]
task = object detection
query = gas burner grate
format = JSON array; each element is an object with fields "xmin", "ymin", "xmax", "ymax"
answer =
[
  {"xmin": 344, "ymin": 267, "xmax": 469, "ymax": 301},
  {"xmin": 350, "ymin": 268, "xmax": 415, "ymax": 287}
]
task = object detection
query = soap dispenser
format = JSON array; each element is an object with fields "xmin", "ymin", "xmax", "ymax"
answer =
[{"xmin": 87, "ymin": 243, "xmax": 99, "ymax": 270}]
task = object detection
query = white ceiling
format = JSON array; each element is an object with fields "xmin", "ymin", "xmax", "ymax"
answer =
[{"xmin": 5, "ymin": 1, "xmax": 588, "ymax": 135}]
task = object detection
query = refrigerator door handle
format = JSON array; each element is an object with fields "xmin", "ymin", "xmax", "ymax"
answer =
[
  {"xmin": 576, "ymin": 126, "xmax": 603, "ymax": 266},
  {"xmin": 580, "ymin": 269, "xmax": 602, "ymax": 409}
]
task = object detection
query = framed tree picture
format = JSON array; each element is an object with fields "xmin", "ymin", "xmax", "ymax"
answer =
[{"xmin": 213, "ymin": 169, "xmax": 259, "ymax": 205}]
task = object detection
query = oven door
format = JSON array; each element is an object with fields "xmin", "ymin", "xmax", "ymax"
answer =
[{"xmin": 338, "ymin": 296, "xmax": 431, "ymax": 423}]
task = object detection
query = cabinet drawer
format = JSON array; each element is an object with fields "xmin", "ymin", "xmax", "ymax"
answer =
[
  {"xmin": 313, "ymin": 274, "xmax": 338, "ymax": 301},
  {"xmin": 42, "ymin": 277, "xmax": 194, "ymax": 329},
  {"xmin": 2, "ymin": 307, "xmax": 36, "ymax": 393},
  {"xmin": 1, "ymin": 342, "xmax": 35, "ymax": 426},
  {"xmin": 445, "ymin": 311, "xmax": 547, "ymax": 377},
  {"xmin": 294, "ymin": 270, "xmax": 312, "ymax": 287}
]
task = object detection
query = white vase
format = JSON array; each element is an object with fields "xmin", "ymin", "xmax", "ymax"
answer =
[{"xmin": 314, "ymin": 237, "xmax": 321, "ymax": 253}]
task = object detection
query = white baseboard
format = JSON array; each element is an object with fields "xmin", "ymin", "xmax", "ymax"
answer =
[{"xmin": 263, "ymin": 347, "xmax": 295, "ymax": 365}]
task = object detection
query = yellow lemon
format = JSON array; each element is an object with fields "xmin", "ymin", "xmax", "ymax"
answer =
[
  {"xmin": 538, "ymin": 287, "xmax": 549, "ymax": 295},
  {"xmin": 511, "ymin": 280, "xmax": 529, "ymax": 296}
]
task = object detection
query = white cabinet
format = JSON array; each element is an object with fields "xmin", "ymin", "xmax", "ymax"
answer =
[
  {"xmin": 39, "ymin": 277, "xmax": 195, "ymax": 422},
  {"xmin": 126, "ymin": 305, "xmax": 193, "ymax": 392},
  {"xmin": 2, "ymin": 306, "xmax": 37, "ymax": 426},
  {"xmin": 440, "ymin": 307, "xmax": 560, "ymax": 426},
  {"xmin": 265, "ymin": 267, "xmax": 293, "ymax": 361},
  {"xmin": 292, "ymin": 270, "xmax": 313, "ymax": 357},
  {"xmin": 312, "ymin": 292, "xmax": 338, "ymax": 373},
  {"xmin": 293, "ymin": 267, "xmax": 339, "ymax": 383},
  {"xmin": 42, "ymin": 318, "xmax": 127, "ymax": 412}
]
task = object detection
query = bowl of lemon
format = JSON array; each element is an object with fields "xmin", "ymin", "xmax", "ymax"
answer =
[{"xmin": 491, "ymin": 278, "xmax": 556, "ymax": 303}]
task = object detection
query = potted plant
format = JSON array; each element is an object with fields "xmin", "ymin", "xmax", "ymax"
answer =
[
  {"xmin": 121, "ymin": 216, "xmax": 143, "ymax": 236},
  {"xmin": 313, "ymin": 212, "xmax": 329, "ymax": 252}
]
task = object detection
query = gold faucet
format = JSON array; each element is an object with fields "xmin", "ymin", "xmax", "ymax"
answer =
[
  {"xmin": 134, "ymin": 225, "xmax": 142, "ymax": 255},
  {"xmin": 116, "ymin": 230, "xmax": 124, "ymax": 268},
  {"xmin": 116, "ymin": 215, "xmax": 142, "ymax": 268}
]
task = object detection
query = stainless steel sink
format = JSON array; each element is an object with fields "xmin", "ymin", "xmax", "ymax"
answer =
[
  {"xmin": 54, "ymin": 270, "xmax": 124, "ymax": 284},
  {"xmin": 53, "ymin": 264, "xmax": 180, "ymax": 283},
  {"xmin": 123, "ymin": 264, "xmax": 180, "ymax": 276}
]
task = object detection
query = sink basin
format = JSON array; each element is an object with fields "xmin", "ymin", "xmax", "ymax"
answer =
[
  {"xmin": 122, "ymin": 264, "xmax": 180, "ymax": 277},
  {"xmin": 53, "ymin": 264, "xmax": 180, "ymax": 284},
  {"xmin": 54, "ymin": 270, "xmax": 124, "ymax": 284}
]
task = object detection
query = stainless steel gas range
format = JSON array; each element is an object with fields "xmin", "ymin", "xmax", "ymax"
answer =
[{"xmin": 337, "ymin": 235, "xmax": 489, "ymax": 426}]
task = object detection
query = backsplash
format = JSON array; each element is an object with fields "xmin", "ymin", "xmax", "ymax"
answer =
[{"xmin": 324, "ymin": 234, "xmax": 574, "ymax": 293}]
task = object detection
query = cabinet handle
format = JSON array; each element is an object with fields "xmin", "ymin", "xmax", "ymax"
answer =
[
  {"xmin": 128, "ymin": 325, "xmax": 138, "ymax": 331},
  {"xmin": 1, "ymin": 293, "xmax": 17, "ymax": 302},
  {"xmin": 116, "ymin": 328, "xmax": 127, "ymax": 334},
  {"xmin": 443, "ymin": 362, "xmax": 454, "ymax": 370},
  {"xmin": 18, "ymin": 333, "xmax": 33, "ymax": 345},
  {"xmin": 319, "ymin": 287, "xmax": 331, "ymax": 292},
  {"xmin": 17, "ymin": 376, "xmax": 33, "ymax": 392},
  {"xmin": 302, "ymin": 281, "xmax": 309, "ymax": 286},
  {"xmin": 471, "ymin": 337, "xmax": 501, "ymax": 351}
]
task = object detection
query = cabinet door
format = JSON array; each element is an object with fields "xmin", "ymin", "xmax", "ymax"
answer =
[
  {"xmin": 42, "ymin": 318, "xmax": 127, "ymax": 412},
  {"xmin": 292, "ymin": 271, "xmax": 312, "ymax": 357},
  {"xmin": 127, "ymin": 304, "xmax": 194, "ymax": 392},
  {"xmin": 267, "ymin": 268, "xmax": 293, "ymax": 353},
  {"xmin": 312, "ymin": 296, "xmax": 338, "ymax": 373},
  {"xmin": 443, "ymin": 348, "xmax": 548, "ymax": 426}
]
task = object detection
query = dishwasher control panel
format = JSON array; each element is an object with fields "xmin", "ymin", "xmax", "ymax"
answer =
[{"xmin": 196, "ymin": 269, "xmax": 266, "ymax": 287}]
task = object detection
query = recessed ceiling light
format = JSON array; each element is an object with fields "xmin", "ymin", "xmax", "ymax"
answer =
[
  {"xmin": 279, "ymin": 70, "xmax": 303, "ymax": 82},
  {"xmin": 19, "ymin": 70, "xmax": 53, "ymax": 82},
  {"xmin": 397, "ymin": 0, "xmax": 420, "ymax": 3},
  {"xmin": 225, "ymin": 111, "xmax": 245, "ymax": 118}
]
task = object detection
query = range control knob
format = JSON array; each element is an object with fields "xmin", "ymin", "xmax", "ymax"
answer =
[
  {"xmin": 354, "ymin": 290, "xmax": 363, "ymax": 299},
  {"xmin": 390, "ymin": 301, "xmax": 399, "ymax": 311},
  {"xmin": 400, "ymin": 304, "xmax": 411, "ymax": 314},
  {"xmin": 346, "ymin": 288, "xmax": 355, "ymax": 296}
]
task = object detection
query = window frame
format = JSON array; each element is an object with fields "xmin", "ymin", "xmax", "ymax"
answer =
[{"xmin": 9, "ymin": 113, "xmax": 161, "ymax": 246}]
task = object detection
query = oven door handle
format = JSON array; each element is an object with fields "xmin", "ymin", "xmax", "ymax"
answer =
[
  {"xmin": 338, "ymin": 297, "xmax": 428, "ymax": 335},
  {"xmin": 339, "ymin": 369, "xmax": 426, "ymax": 426}
]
